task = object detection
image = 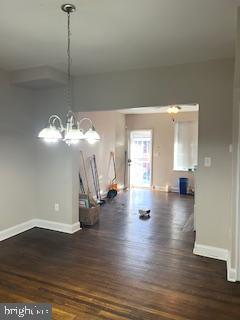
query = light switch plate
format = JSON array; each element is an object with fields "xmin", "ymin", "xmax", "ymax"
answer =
[
  {"xmin": 54, "ymin": 203, "xmax": 60, "ymax": 212},
  {"xmin": 204, "ymin": 157, "xmax": 211, "ymax": 167}
]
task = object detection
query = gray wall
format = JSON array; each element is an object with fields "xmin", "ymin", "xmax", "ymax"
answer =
[
  {"xmin": 126, "ymin": 111, "xmax": 198, "ymax": 191},
  {"xmin": 73, "ymin": 59, "xmax": 234, "ymax": 250},
  {"xmin": 0, "ymin": 58, "xmax": 234, "ymax": 257},
  {"xmin": 0, "ymin": 78, "xmax": 80, "ymax": 229},
  {"xmin": 33, "ymin": 107, "xmax": 126, "ymax": 226},
  {"xmin": 115, "ymin": 112, "xmax": 126, "ymax": 188},
  {"xmin": 0, "ymin": 70, "xmax": 35, "ymax": 230},
  {"xmin": 33, "ymin": 89, "xmax": 78, "ymax": 225},
  {"xmin": 74, "ymin": 111, "xmax": 127, "ymax": 216}
]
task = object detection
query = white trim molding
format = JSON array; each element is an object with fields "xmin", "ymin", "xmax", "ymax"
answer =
[
  {"xmin": 170, "ymin": 186, "xmax": 179, "ymax": 193},
  {"xmin": 0, "ymin": 220, "xmax": 36, "ymax": 242},
  {"xmin": 34, "ymin": 219, "xmax": 81, "ymax": 234},
  {"xmin": 193, "ymin": 243, "xmax": 237, "ymax": 282},
  {"xmin": 193, "ymin": 243, "xmax": 228, "ymax": 261},
  {"xmin": 227, "ymin": 257, "xmax": 237, "ymax": 282},
  {"xmin": 0, "ymin": 219, "xmax": 81, "ymax": 242},
  {"xmin": 193, "ymin": 204, "xmax": 197, "ymax": 231},
  {"xmin": 153, "ymin": 185, "xmax": 170, "ymax": 192}
]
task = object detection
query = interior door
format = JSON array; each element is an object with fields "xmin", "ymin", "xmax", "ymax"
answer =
[{"xmin": 129, "ymin": 130, "xmax": 152, "ymax": 188}]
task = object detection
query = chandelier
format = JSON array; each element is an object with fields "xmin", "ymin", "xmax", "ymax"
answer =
[{"xmin": 38, "ymin": 4, "xmax": 100, "ymax": 145}]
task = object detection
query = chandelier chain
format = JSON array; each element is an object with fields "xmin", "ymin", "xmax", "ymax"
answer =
[{"xmin": 67, "ymin": 11, "xmax": 72, "ymax": 111}]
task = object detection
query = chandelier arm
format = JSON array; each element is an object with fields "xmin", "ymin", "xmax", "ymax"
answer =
[
  {"xmin": 79, "ymin": 117, "xmax": 93, "ymax": 129},
  {"xmin": 49, "ymin": 115, "xmax": 64, "ymax": 131}
]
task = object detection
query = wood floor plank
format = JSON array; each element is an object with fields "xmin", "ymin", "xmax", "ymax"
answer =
[{"xmin": 0, "ymin": 190, "xmax": 240, "ymax": 319}]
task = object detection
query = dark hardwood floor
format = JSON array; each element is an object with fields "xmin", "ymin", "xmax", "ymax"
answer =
[{"xmin": 1, "ymin": 189, "xmax": 240, "ymax": 319}]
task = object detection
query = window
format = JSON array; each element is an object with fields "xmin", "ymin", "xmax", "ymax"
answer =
[{"xmin": 173, "ymin": 121, "xmax": 198, "ymax": 171}]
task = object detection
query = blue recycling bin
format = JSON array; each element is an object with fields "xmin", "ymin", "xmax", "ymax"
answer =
[{"xmin": 179, "ymin": 178, "xmax": 188, "ymax": 195}]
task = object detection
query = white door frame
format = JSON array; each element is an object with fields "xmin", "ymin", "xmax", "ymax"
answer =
[
  {"xmin": 232, "ymin": 90, "xmax": 240, "ymax": 282},
  {"xmin": 128, "ymin": 129, "xmax": 153, "ymax": 188}
]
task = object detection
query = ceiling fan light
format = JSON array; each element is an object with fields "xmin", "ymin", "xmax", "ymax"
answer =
[{"xmin": 167, "ymin": 106, "xmax": 181, "ymax": 114}]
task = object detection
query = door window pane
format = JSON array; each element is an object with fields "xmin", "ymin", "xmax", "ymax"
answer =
[{"xmin": 130, "ymin": 130, "xmax": 152, "ymax": 187}]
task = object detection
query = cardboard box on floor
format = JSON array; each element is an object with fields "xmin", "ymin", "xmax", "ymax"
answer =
[{"xmin": 79, "ymin": 193, "xmax": 100, "ymax": 226}]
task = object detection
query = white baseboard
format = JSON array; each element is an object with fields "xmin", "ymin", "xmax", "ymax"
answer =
[
  {"xmin": 34, "ymin": 219, "xmax": 81, "ymax": 234},
  {"xmin": 153, "ymin": 185, "xmax": 170, "ymax": 192},
  {"xmin": 0, "ymin": 219, "xmax": 35, "ymax": 241},
  {"xmin": 193, "ymin": 243, "xmax": 228, "ymax": 261},
  {"xmin": 0, "ymin": 219, "xmax": 81, "ymax": 242},
  {"xmin": 193, "ymin": 242, "xmax": 238, "ymax": 282},
  {"xmin": 227, "ymin": 256, "xmax": 237, "ymax": 282},
  {"xmin": 170, "ymin": 186, "xmax": 179, "ymax": 193}
]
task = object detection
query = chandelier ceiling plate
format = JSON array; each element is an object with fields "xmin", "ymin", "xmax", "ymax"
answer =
[{"xmin": 61, "ymin": 4, "xmax": 76, "ymax": 13}]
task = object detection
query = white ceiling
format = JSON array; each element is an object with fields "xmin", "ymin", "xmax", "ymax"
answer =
[
  {"xmin": 118, "ymin": 105, "xmax": 199, "ymax": 114},
  {"xmin": 0, "ymin": 0, "xmax": 239, "ymax": 75}
]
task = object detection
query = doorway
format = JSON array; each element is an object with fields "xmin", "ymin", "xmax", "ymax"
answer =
[{"xmin": 129, "ymin": 130, "xmax": 152, "ymax": 188}]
